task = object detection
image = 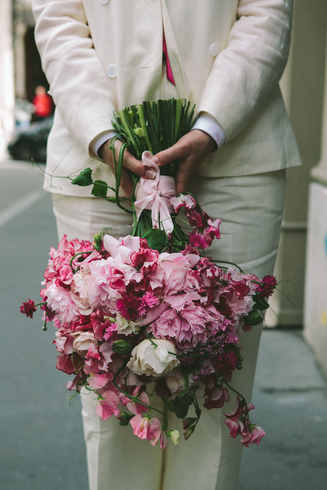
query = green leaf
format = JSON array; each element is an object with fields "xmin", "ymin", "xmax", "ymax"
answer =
[
  {"xmin": 71, "ymin": 168, "xmax": 93, "ymax": 187},
  {"xmin": 91, "ymin": 180, "xmax": 108, "ymax": 199},
  {"xmin": 143, "ymin": 228, "xmax": 168, "ymax": 252},
  {"xmin": 254, "ymin": 295, "xmax": 270, "ymax": 310},
  {"xmin": 243, "ymin": 309, "xmax": 263, "ymax": 326}
]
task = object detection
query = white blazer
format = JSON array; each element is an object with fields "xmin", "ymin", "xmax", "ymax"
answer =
[{"xmin": 33, "ymin": 0, "xmax": 301, "ymax": 196}]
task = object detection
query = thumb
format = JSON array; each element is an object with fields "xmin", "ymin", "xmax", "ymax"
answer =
[{"xmin": 154, "ymin": 144, "xmax": 183, "ymax": 167}]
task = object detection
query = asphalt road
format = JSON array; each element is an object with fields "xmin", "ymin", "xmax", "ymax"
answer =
[{"xmin": 0, "ymin": 159, "xmax": 326, "ymax": 490}]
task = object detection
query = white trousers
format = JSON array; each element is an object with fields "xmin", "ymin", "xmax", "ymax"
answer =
[{"xmin": 53, "ymin": 169, "xmax": 286, "ymax": 490}]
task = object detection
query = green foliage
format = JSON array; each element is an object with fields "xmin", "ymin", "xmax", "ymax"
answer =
[
  {"xmin": 243, "ymin": 309, "xmax": 263, "ymax": 326},
  {"xmin": 167, "ymin": 393, "xmax": 194, "ymax": 419},
  {"xmin": 71, "ymin": 168, "xmax": 93, "ymax": 187},
  {"xmin": 143, "ymin": 229, "xmax": 168, "ymax": 252},
  {"xmin": 254, "ymin": 294, "xmax": 270, "ymax": 311},
  {"xmin": 91, "ymin": 180, "xmax": 108, "ymax": 199}
]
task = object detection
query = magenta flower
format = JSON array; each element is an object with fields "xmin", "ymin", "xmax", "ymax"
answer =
[
  {"xmin": 20, "ymin": 299, "xmax": 37, "ymax": 319},
  {"xmin": 189, "ymin": 231, "xmax": 211, "ymax": 249},
  {"xmin": 256, "ymin": 275, "xmax": 277, "ymax": 298}
]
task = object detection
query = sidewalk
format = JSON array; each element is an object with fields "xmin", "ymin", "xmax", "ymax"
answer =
[
  {"xmin": 1, "ymin": 160, "xmax": 326, "ymax": 489},
  {"xmin": 239, "ymin": 329, "xmax": 327, "ymax": 490}
]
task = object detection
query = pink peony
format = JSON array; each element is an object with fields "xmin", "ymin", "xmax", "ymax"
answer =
[{"xmin": 151, "ymin": 302, "xmax": 223, "ymax": 350}]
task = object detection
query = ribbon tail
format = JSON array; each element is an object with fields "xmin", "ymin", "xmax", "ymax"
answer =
[{"xmin": 155, "ymin": 197, "xmax": 174, "ymax": 234}]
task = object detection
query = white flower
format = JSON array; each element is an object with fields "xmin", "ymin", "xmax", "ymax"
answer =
[
  {"xmin": 127, "ymin": 339, "xmax": 180, "ymax": 377},
  {"xmin": 73, "ymin": 331, "xmax": 96, "ymax": 353},
  {"xmin": 116, "ymin": 313, "xmax": 142, "ymax": 336}
]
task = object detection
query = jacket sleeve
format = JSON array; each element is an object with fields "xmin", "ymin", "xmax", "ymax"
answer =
[
  {"xmin": 32, "ymin": 0, "xmax": 116, "ymax": 157},
  {"xmin": 198, "ymin": 0, "xmax": 294, "ymax": 142}
]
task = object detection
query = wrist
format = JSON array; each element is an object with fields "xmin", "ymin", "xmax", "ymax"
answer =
[
  {"xmin": 192, "ymin": 129, "xmax": 217, "ymax": 153},
  {"xmin": 99, "ymin": 139, "xmax": 112, "ymax": 160}
]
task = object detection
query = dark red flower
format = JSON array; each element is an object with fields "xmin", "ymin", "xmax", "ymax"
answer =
[
  {"xmin": 20, "ymin": 299, "xmax": 37, "ymax": 319},
  {"xmin": 256, "ymin": 275, "xmax": 277, "ymax": 298}
]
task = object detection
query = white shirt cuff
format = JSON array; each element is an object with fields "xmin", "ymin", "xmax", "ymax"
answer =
[
  {"xmin": 192, "ymin": 112, "xmax": 226, "ymax": 150},
  {"xmin": 91, "ymin": 131, "xmax": 118, "ymax": 157}
]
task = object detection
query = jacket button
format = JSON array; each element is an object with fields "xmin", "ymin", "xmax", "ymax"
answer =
[
  {"xmin": 100, "ymin": 0, "xmax": 109, "ymax": 4},
  {"xmin": 210, "ymin": 43, "xmax": 219, "ymax": 56},
  {"xmin": 106, "ymin": 64, "xmax": 117, "ymax": 78}
]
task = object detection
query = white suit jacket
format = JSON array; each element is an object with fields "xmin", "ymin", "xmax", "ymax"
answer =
[{"xmin": 33, "ymin": 0, "xmax": 301, "ymax": 196}]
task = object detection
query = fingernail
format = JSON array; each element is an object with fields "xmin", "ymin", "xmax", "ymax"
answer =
[
  {"xmin": 145, "ymin": 169, "xmax": 156, "ymax": 179},
  {"xmin": 152, "ymin": 157, "xmax": 159, "ymax": 163}
]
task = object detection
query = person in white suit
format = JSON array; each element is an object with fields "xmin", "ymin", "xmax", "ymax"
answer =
[{"xmin": 32, "ymin": 1, "xmax": 301, "ymax": 489}]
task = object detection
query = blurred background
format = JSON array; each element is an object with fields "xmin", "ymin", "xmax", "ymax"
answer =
[{"xmin": 0, "ymin": 0, "xmax": 327, "ymax": 489}]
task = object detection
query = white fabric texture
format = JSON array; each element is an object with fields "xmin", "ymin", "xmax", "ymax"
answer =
[
  {"xmin": 33, "ymin": 0, "xmax": 301, "ymax": 196},
  {"xmin": 53, "ymin": 169, "xmax": 286, "ymax": 490}
]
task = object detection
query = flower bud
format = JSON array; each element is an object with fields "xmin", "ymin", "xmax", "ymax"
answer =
[
  {"xmin": 183, "ymin": 425, "xmax": 195, "ymax": 441},
  {"xmin": 112, "ymin": 339, "xmax": 133, "ymax": 356},
  {"xmin": 167, "ymin": 430, "xmax": 180, "ymax": 445},
  {"xmin": 93, "ymin": 233, "xmax": 102, "ymax": 252},
  {"xmin": 117, "ymin": 411, "xmax": 133, "ymax": 426},
  {"xmin": 134, "ymin": 127, "xmax": 145, "ymax": 138},
  {"xmin": 182, "ymin": 417, "xmax": 197, "ymax": 430}
]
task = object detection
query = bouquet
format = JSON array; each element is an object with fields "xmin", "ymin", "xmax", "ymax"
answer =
[{"xmin": 21, "ymin": 99, "xmax": 276, "ymax": 449}]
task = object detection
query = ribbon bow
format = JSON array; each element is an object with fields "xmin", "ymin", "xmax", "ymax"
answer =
[{"xmin": 134, "ymin": 151, "xmax": 176, "ymax": 233}]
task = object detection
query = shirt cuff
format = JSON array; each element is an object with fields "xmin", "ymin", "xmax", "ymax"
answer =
[
  {"xmin": 192, "ymin": 112, "xmax": 226, "ymax": 150},
  {"xmin": 90, "ymin": 131, "xmax": 118, "ymax": 157}
]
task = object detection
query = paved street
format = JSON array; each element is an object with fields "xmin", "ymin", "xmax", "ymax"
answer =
[{"xmin": 0, "ymin": 159, "xmax": 326, "ymax": 490}]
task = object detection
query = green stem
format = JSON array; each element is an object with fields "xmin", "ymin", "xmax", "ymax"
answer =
[
  {"xmin": 212, "ymin": 260, "xmax": 244, "ymax": 273},
  {"xmin": 112, "ymin": 359, "xmax": 169, "ymax": 430},
  {"xmin": 70, "ymin": 251, "xmax": 93, "ymax": 272}
]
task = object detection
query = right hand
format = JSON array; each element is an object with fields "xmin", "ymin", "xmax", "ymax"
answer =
[{"xmin": 99, "ymin": 138, "xmax": 156, "ymax": 199}]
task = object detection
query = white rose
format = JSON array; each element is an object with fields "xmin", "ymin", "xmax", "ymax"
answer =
[
  {"xmin": 73, "ymin": 331, "xmax": 96, "ymax": 354},
  {"xmin": 127, "ymin": 339, "xmax": 180, "ymax": 377},
  {"xmin": 166, "ymin": 368, "xmax": 195, "ymax": 395},
  {"xmin": 116, "ymin": 313, "xmax": 141, "ymax": 336}
]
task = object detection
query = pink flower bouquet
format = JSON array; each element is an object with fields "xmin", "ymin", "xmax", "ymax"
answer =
[{"xmin": 21, "ymin": 99, "xmax": 276, "ymax": 449}]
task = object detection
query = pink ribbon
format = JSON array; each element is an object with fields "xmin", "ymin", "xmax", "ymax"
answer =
[{"xmin": 134, "ymin": 151, "xmax": 176, "ymax": 234}]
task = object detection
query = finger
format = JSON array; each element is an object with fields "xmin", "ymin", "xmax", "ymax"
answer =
[
  {"xmin": 123, "ymin": 152, "xmax": 156, "ymax": 179},
  {"xmin": 154, "ymin": 142, "xmax": 187, "ymax": 167},
  {"xmin": 120, "ymin": 168, "xmax": 134, "ymax": 200},
  {"xmin": 101, "ymin": 139, "xmax": 156, "ymax": 180},
  {"xmin": 174, "ymin": 164, "xmax": 192, "ymax": 195}
]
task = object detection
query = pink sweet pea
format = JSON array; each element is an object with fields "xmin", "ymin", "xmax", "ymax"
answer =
[
  {"xmin": 240, "ymin": 425, "xmax": 266, "ymax": 447},
  {"xmin": 170, "ymin": 194, "xmax": 196, "ymax": 212},
  {"xmin": 126, "ymin": 387, "xmax": 150, "ymax": 415},
  {"xmin": 130, "ymin": 414, "xmax": 150, "ymax": 440},
  {"xmin": 189, "ymin": 231, "xmax": 211, "ymax": 249},
  {"xmin": 95, "ymin": 390, "xmax": 120, "ymax": 420},
  {"xmin": 148, "ymin": 420, "xmax": 167, "ymax": 449}
]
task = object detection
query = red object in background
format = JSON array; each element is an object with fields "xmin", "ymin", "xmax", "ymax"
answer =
[{"xmin": 33, "ymin": 86, "xmax": 53, "ymax": 118}]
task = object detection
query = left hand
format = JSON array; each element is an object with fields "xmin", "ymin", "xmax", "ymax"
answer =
[{"xmin": 153, "ymin": 130, "xmax": 217, "ymax": 195}]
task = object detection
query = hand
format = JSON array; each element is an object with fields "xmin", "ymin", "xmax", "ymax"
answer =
[
  {"xmin": 99, "ymin": 138, "xmax": 156, "ymax": 199},
  {"xmin": 153, "ymin": 130, "xmax": 217, "ymax": 195}
]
